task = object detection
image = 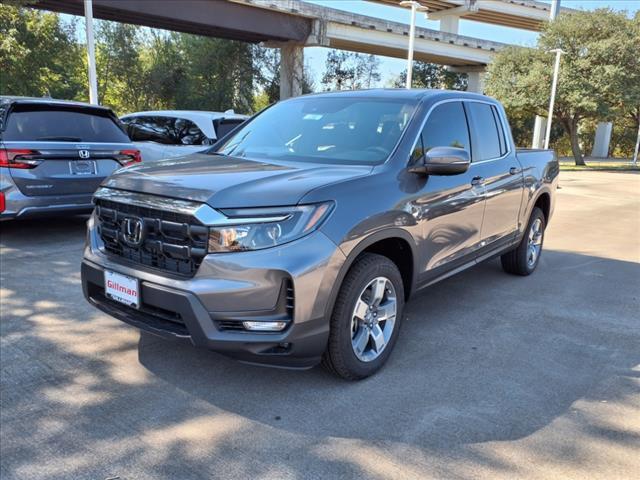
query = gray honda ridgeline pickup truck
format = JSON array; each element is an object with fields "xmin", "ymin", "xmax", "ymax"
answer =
[{"xmin": 82, "ymin": 89, "xmax": 558, "ymax": 379}]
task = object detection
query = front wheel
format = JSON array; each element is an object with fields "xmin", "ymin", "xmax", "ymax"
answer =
[
  {"xmin": 501, "ymin": 207, "xmax": 546, "ymax": 276},
  {"xmin": 322, "ymin": 253, "xmax": 405, "ymax": 380}
]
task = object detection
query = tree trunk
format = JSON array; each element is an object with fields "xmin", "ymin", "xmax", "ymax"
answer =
[{"xmin": 562, "ymin": 117, "xmax": 585, "ymax": 166}]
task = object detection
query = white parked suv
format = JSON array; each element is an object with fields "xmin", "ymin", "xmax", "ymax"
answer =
[{"xmin": 120, "ymin": 110, "xmax": 248, "ymax": 161}]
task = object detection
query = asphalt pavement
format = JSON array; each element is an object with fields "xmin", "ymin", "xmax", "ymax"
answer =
[{"xmin": 1, "ymin": 170, "xmax": 639, "ymax": 479}]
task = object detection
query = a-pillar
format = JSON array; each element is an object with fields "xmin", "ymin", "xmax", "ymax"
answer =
[
  {"xmin": 591, "ymin": 122, "xmax": 613, "ymax": 158},
  {"xmin": 280, "ymin": 43, "xmax": 304, "ymax": 100}
]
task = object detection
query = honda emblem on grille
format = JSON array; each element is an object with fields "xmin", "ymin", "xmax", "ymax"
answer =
[
  {"xmin": 121, "ymin": 217, "xmax": 144, "ymax": 246},
  {"xmin": 78, "ymin": 149, "xmax": 91, "ymax": 159}
]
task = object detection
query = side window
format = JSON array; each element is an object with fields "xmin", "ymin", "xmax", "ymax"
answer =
[
  {"xmin": 412, "ymin": 102, "xmax": 470, "ymax": 162},
  {"xmin": 465, "ymin": 102, "xmax": 502, "ymax": 161},
  {"xmin": 213, "ymin": 119, "xmax": 245, "ymax": 140},
  {"xmin": 124, "ymin": 117, "xmax": 205, "ymax": 145},
  {"xmin": 491, "ymin": 106, "xmax": 508, "ymax": 156},
  {"xmin": 173, "ymin": 118, "xmax": 206, "ymax": 145},
  {"xmin": 127, "ymin": 116, "xmax": 173, "ymax": 144}
]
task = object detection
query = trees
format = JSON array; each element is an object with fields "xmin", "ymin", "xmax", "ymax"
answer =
[
  {"xmin": 485, "ymin": 9, "xmax": 639, "ymax": 164},
  {"xmin": 0, "ymin": 4, "xmax": 287, "ymax": 115},
  {"xmin": 95, "ymin": 21, "xmax": 148, "ymax": 112},
  {"xmin": 321, "ymin": 51, "xmax": 381, "ymax": 91},
  {"xmin": 0, "ymin": 5, "xmax": 85, "ymax": 100},
  {"xmin": 393, "ymin": 62, "xmax": 467, "ymax": 90}
]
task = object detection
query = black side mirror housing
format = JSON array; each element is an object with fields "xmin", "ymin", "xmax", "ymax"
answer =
[{"xmin": 409, "ymin": 146, "xmax": 471, "ymax": 176}]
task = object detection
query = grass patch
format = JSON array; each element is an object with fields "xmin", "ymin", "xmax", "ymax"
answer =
[{"xmin": 559, "ymin": 161, "xmax": 639, "ymax": 172}]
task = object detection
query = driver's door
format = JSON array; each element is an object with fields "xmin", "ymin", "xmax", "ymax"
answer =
[{"xmin": 410, "ymin": 101, "xmax": 486, "ymax": 281}]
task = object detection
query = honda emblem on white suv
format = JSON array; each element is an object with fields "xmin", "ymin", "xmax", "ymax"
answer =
[{"xmin": 78, "ymin": 149, "xmax": 91, "ymax": 159}]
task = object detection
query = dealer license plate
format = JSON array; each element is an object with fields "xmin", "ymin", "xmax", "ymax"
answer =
[
  {"xmin": 104, "ymin": 270, "xmax": 140, "ymax": 309},
  {"xmin": 69, "ymin": 160, "xmax": 97, "ymax": 175}
]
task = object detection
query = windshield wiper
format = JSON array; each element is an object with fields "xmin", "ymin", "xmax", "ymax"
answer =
[{"xmin": 36, "ymin": 136, "xmax": 83, "ymax": 142}]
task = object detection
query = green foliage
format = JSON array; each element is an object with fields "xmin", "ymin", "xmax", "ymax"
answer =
[
  {"xmin": 0, "ymin": 4, "xmax": 297, "ymax": 115},
  {"xmin": 321, "ymin": 51, "xmax": 381, "ymax": 90},
  {"xmin": 95, "ymin": 21, "xmax": 147, "ymax": 112},
  {"xmin": 393, "ymin": 62, "xmax": 467, "ymax": 90},
  {"xmin": 0, "ymin": 5, "xmax": 85, "ymax": 100},
  {"xmin": 485, "ymin": 9, "xmax": 640, "ymax": 164}
]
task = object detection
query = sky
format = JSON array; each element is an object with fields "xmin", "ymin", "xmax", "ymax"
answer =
[{"xmin": 304, "ymin": 0, "xmax": 640, "ymax": 86}]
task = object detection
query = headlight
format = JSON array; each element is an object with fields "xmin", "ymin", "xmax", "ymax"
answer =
[{"xmin": 207, "ymin": 202, "xmax": 333, "ymax": 253}]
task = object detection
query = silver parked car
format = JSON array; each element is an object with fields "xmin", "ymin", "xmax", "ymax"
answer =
[
  {"xmin": 120, "ymin": 110, "xmax": 248, "ymax": 161},
  {"xmin": 0, "ymin": 96, "xmax": 139, "ymax": 220}
]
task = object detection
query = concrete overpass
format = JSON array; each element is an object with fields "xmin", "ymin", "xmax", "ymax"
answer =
[
  {"xmin": 32, "ymin": 0, "xmax": 565, "ymax": 98},
  {"xmin": 373, "ymin": 0, "xmax": 566, "ymax": 31}
]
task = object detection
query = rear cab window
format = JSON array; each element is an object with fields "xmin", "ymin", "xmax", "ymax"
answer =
[
  {"xmin": 464, "ymin": 102, "xmax": 505, "ymax": 161},
  {"xmin": 2, "ymin": 104, "xmax": 129, "ymax": 143}
]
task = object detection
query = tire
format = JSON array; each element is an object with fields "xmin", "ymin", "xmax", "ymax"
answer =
[
  {"xmin": 501, "ymin": 207, "xmax": 546, "ymax": 276},
  {"xmin": 322, "ymin": 253, "xmax": 405, "ymax": 380}
]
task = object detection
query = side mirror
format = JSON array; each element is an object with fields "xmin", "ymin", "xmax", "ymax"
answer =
[{"xmin": 409, "ymin": 146, "xmax": 470, "ymax": 176}]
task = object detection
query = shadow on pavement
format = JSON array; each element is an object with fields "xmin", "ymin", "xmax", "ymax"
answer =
[{"xmin": 1, "ymin": 220, "xmax": 639, "ymax": 479}]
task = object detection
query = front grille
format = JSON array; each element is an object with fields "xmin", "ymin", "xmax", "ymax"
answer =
[{"xmin": 95, "ymin": 198, "xmax": 208, "ymax": 277}]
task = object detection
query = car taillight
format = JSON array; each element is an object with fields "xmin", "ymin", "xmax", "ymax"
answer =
[
  {"xmin": 0, "ymin": 192, "xmax": 5, "ymax": 213},
  {"xmin": 0, "ymin": 149, "xmax": 42, "ymax": 169},
  {"xmin": 117, "ymin": 149, "xmax": 142, "ymax": 166}
]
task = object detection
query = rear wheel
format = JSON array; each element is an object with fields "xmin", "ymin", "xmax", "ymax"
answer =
[
  {"xmin": 322, "ymin": 253, "xmax": 405, "ymax": 380},
  {"xmin": 501, "ymin": 207, "xmax": 546, "ymax": 276}
]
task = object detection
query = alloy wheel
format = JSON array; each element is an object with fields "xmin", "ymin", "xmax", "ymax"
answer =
[
  {"xmin": 527, "ymin": 218, "xmax": 543, "ymax": 268},
  {"xmin": 350, "ymin": 276, "xmax": 397, "ymax": 362}
]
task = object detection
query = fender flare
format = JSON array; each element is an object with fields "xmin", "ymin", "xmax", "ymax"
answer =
[{"xmin": 322, "ymin": 228, "xmax": 419, "ymax": 320}]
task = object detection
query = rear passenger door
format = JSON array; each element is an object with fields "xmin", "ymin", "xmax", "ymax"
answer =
[{"xmin": 465, "ymin": 101, "xmax": 524, "ymax": 247}]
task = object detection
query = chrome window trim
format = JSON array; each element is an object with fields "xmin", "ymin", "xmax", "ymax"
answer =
[
  {"xmin": 408, "ymin": 97, "xmax": 513, "ymax": 166},
  {"xmin": 93, "ymin": 187, "xmax": 289, "ymax": 226}
]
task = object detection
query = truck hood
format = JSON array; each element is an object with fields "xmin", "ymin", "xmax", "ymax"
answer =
[{"xmin": 102, "ymin": 153, "xmax": 373, "ymax": 208}]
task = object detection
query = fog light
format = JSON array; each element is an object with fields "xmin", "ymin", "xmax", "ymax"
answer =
[{"xmin": 243, "ymin": 321, "xmax": 287, "ymax": 331}]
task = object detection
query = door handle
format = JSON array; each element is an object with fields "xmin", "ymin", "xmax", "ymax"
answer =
[
  {"xmin": 471, "ymin": 176, "xmax": 485, "ymax": 186},
  {"xmin": 509, "ymin": 167, "xmax": 521, "ymax": 175}
]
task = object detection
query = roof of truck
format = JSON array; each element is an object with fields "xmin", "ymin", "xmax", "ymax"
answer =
[{"xmin": 299, "ymin": 88, "xmax": 495, "ymax": 103}]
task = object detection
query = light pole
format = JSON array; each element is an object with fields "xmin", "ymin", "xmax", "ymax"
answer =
[
  {"xmin": 400, "ymin": 1, "xmax": 427, "ymax": 89},
  {"xmin": 544, "ymin": 48, "xmax": 564, "ymax": 150},
  {"xmin": 84, "ymin": 0, "xmax": 99, "ymax": 104},
  {"xmin": 633, "ymin": 119, "xmax": 639, "ymax": 166}
]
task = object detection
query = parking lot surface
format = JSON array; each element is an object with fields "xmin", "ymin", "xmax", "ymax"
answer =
[{"xmin": 1, "ymin": 171, "xmax": 639, "ymax": 480}]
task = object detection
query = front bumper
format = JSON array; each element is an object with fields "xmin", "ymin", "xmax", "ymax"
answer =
[
  {"xmin": 0, "ymin": 172, "xmax": 93, "ymax": 220},
  {"xmin": 81, "ymin": 215, "xmax": 345, "ymax": 369}
]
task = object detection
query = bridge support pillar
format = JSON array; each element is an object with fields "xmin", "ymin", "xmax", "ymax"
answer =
[
  {"xmin": 532, "ymin": 115, "xmax": 547, "ymax": 149},
  {"xmin": 467, "ymin": 71, "xmax": 485, "ymax": 93},
  {"xmin": 280, "ymin": 43, "xmax": 304, "ymax": 100},
  {"xmin": 439, "ymin": 15, "xmax": 459, "ymax": 34},
  {"xmin": 591, "ymin": 121, "xmax": 612, "ymax": 158}
]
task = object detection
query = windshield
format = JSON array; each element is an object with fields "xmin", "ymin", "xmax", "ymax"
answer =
[
  {"xmin": 3, "ymin": 106, "xmax": 129, "ymax": 143},
  {"xmin": 215, "ymin": 96, "xmax": 417, "ymax": 165}
]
